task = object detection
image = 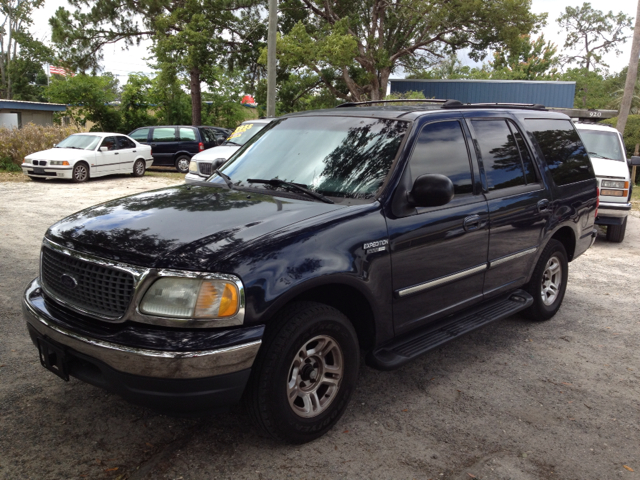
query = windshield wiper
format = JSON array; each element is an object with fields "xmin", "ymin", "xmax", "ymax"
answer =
[
  {"xmin": 215, "ymin": 169, "xmax": 234, "ymax": 189},
  {"xmin": 224, "ymin": 140, "xmax": 241, "ymax": 146},
  {"xmin": 587, "ymin": 151, "xmax": 607, "ymax": 159},
  {"xmin": 247, "ymin": 178, "xmax": 334, "ymax": 204}
]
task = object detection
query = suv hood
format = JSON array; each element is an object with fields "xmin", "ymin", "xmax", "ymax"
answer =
[
  {"xmin": 589, "ymin": 156, "xmax": 629, "ymax": 179},
  {"xmin": 45, "ymin": 185, "xmax": 346, "ymax": 268},
  {"xmin": 192, "ymin": 145, "xmax": 240, "ymax": 162}
]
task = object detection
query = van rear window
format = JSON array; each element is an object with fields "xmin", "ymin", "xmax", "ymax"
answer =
[{"xmin": 525, "ymin": 119, "xmax": 593, "ymax": 186}]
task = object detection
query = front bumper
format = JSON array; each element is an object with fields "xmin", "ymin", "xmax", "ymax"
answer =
[
  {"xmin": 22, "ymin": 166, "xmax": 73, "ymax": 179},
  {"xmin": 23, "ymin": 278, "xmax": 263, "ymax": 411},
  {"xmin": 596, "ymin": 201, "xmax": 631, "ymax": 224},
  {"xmin": 185, "ymin": 172, "xmax": 208, "ymax": 183}
]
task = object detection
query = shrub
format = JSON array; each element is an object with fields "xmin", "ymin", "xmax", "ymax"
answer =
[
  {"xmin": 0, "ymin": 156, "xmax": 21, "ymax": 172},
  {"xmin": 0, "ymin": 123, "xmax": 85, "ymax": 167}
]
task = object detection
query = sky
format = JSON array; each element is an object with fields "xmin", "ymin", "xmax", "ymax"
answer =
[{"xmin": 29, "ymin": 0, "xmax": 638, "ymax": 85}]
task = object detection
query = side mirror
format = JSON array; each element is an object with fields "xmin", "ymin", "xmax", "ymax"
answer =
[
  {"xmin": 99, "ymin": 146, "xmax": 108, "ymax": 152},
  {"xmin": 212, "ymin": 157, "xmax": 227, "ymax": 170},
  {"xmin": 407, "ymin": 174, "xmax": 454, "ymax": 208},
  {"xmin": 629, "ymin": 156, "xmax": 640, "ymax": 167}
]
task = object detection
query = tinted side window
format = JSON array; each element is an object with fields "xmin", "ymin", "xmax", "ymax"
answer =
[
  {"xmin": 409, "ymin": 121, "xmax": 473, "ymax": 195},
  {"xmin": 116, "ymin": 136, "xmax": 136, "ymax": 149},
  {"xmin": 179, "ymin": 127, "xmax": 197, "ymax": 141},
  {"xmin": 152, "ymin": 127, "xmax": 177, "ymax": 142},
  {"xmin": 471, "ymin": 119, "xmax": 526, "ymax": 190},
  {"xmin": 130, "ymin": 128, "xmax": 150, "ymax": 142},
  {"xmin": 199, "ymin": 128, "xmax": 216, "ymax": 143},
  {"xmin": 509, "ymin": 123, "xmax": 537, "ymax": 184},
  {"xmin": 525, "ymin": 119, "xmax": 593, "ymax": 186},
  {"xmin": 100, "ymin": 136, "xmax": 117, "ymax": 151}
]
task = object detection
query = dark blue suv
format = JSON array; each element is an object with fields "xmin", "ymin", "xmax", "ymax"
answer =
[
  {"xmin": 129, "ymin": 125, "xmax": 232, "ymax": 173},
  {"xmin": 24, "ymin": 101, "xmax": 597, "ymax": 444}
]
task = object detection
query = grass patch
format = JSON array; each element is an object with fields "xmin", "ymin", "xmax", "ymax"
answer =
[{"xmin": 145, "ymin": 168, "xmax": 185, "ymax": 180}]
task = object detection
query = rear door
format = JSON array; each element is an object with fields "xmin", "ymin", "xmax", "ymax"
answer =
[
  {"xmin": 115, "ymin": 136, "xmax": 137, "ymax": 172},
  {"xmin": 465, "ymin": 116, "xmax": 551, "ymax": 297},
  {"xmin": 149, "ymin": 127, "xmax": 178, "ymax": 166},
  {"xmin": 387, "ymin": 117, "xmax": 489, "ymax": 335},
  {"xmin": 178, "ymin": 127, "xmax": 199, "ymax": 154}
]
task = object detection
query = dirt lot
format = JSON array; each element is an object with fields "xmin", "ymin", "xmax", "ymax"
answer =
[{"xmin": 1, "ymin": 175, "xmax": 639, "ymax": 480}]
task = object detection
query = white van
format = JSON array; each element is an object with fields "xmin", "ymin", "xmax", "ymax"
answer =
[{"xmin": 575, "ymin": 122, "xmax": 639, "ymax": 243}]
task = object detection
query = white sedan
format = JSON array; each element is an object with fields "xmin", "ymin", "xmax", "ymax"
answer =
[{"xmin": 21, "ymin": 132, "xmax": 154, "ymax": 183}]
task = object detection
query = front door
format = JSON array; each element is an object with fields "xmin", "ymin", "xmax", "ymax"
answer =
[
  {"xmin": 387, "ymin": 118, "xmax": 489, "ymax": 335},
  {"xmin": 95, "ymin": 136, "xmax": 119, "ymax": 174}
]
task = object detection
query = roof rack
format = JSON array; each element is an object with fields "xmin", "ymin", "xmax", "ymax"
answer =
[
  {"xmin": 442, "ymin": 101, "xmax": 546, "ymax": 110},
  {"xmin": 336, "ymin": 99, "xmax": 547, "ymax": 110},
  {"xmin": 336, "ymin": 99, "xmax": 450, "ymax": 108}
]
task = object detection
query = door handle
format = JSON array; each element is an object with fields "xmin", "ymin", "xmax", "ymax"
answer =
[
  {"xmin": 537, "ymin": 199, "xmax": 550, "ymax": 213},
  {"xmin": 463, "ymin": 214, "xmax": 481, "ymax": 232},
  {"xmin": 114, "ymin": 152, "xmax": 119, "ymax": 155},
  {"xmin": 132, "ymin": 150, "xmax": 136, "ymax": 152}
]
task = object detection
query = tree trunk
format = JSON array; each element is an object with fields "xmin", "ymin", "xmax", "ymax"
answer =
[
  {"xmin": 617, "ymin": 0, "xmax": 640, "ymax": 135},
  {"xmin": 190, "ymin": 66, "xmax": 202, "ymax": 126}
]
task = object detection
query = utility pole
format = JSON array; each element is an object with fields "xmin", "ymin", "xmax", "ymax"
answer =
[
  {"xmin": 266, "ymin": 0, "xmax": 277, "ymax": 117},
  {"xmin": 617, "ymin": 0, "xmax": 640, "ymax": 135}
]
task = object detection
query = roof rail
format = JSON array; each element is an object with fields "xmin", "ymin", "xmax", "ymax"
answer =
[
  {"xmin": 336, "ymin": 99, "xmax": 451, "ymax": 108},
  {"xmin": 442, "ymin": 101, "xmax": 547, "ymax": 110}
]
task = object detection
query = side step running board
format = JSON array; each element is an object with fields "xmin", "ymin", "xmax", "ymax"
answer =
[{"xmin": 367, "ymin": 290, "xmax": 533, "ymax": 370}]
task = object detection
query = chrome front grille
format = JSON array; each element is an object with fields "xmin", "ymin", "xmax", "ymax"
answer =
[
  {"xmin": 198, "ymin": 162, "xmax": 212, "ymax": 176},
  {"xmin": 41, "ymin": 246, "xmax": 135, "ymax": 317}
]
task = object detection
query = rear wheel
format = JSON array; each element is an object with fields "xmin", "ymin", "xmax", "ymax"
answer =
[
  {"xmin": 606, "ymin": 217, "xmax": 627, "ymax": 243},
  {"xmin": 246, "ymin": 301, "xmax": 359, "ymax": 444},
  {"xmin": 523, "ymin": 239, "xmax": 568, "ymax": 321},
  {"xmin": 71, "ymin": 163, "xmax": 89, "ymax": 183},
  {"xmin": 131, "ymin": 159, "xmax": 146, "ymax": 177},
  {"xmin": 175, "ymin": 155, "xmax": 190, "ymax": 174}
]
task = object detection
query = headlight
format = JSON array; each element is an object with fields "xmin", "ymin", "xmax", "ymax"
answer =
[
  {"xmin": 600, "ymin": 180, "xmax": 626, "ymax": 189},
  {"xmin": 189, "ymin": 161, "xmax": 198, "ymax": 173},
  {"xmin": 50, "ymin": 161, "xmax": 70, "ymax": 166},
  {"xmin": 140, "ymin": 277, "xmax": 240, "ymax": 319}
]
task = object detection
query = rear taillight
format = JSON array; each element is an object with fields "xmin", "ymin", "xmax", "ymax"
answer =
[
  {"xmin": 198, "ymin": 142, "xmax": 204, "ymax": 152},
  {"xmin": 150, "ymin": 148, "xmax": 153, "ymax": 156},
  {"xmin": 595, "ymin": 187, "xmax": 599, "ymax": 218}
]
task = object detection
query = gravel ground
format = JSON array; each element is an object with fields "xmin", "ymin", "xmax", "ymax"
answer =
[{"xmin": 1, "ymin": 175, "xmax": 639, "ymax": 480}]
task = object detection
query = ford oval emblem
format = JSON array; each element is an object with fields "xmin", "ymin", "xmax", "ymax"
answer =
[{"xmin": 60, "ymin": 273, "xmax": 78, "ymax": 289}]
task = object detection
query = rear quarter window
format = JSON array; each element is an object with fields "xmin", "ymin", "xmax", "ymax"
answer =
[{"xmin": 525, "ymin": 119, "xmax": 594, "ymax": 186}]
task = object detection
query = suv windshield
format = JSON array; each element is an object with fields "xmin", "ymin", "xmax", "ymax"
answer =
[
  {"xmin": 224, "ymin": 122, "xmax": 266, "ymax": 146},
  {"xmin": 213, "ymin": 116, "xmax": 408, "ymax": 199},
  {"xmin": 578, "ymin": 130, "xmax": 624, "ymax": 161},
  {"xmin": 56, "ymin": 135, "xmax": 101, "ymax": 150}
]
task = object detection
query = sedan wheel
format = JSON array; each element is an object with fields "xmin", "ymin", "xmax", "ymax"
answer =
[
  {"xmin": 72, "ymin": 163, "xmax": 89, "ymax": 183},
  {"xmin": 132, "ymin": 159, "xmax": 146, "ymax": 177}
]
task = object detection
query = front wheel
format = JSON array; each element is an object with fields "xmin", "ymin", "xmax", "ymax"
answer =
[
  {"xmin": 71, "ymin": 163, "xmax": 89, "ymax": 183},
  {"xmin": 175, "ymin": 155, "xmax": 190, "ymax": 174},
  {"xmin": 246, "ymin": 302, "xmax": 360, "ymax": 444},
  {"xmin": 606, "ymin": 217, "xmax": 627, "ymax": 243},
  {"xmin": 523, "ymin": 239, "xmax": 568, "ymax": 321}
]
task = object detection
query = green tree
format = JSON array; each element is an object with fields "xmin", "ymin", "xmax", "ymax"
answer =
[
  {"xmin": 50, "ymin": 0, "xmax": 261, "ymax": 126},
  {"xmin": 274, "ymin": 0, "xmax": 545, "ymax": 101},
  {"xmin": 489, "ymin": 34, "xmax": 559, "ymax": 80},
  {"xmin": 558, "ymin": 3, "xmax": 633, "ymax": 73},
  {"xmin": 0, "ymin": 0, "xmax": 50, "ymax": 99},
  {"xmin": 120, "ymin": 73, "xmax": 157, "ymax": 133},
  {"xmin": 45, "ymin": 74, "xmax": 122, "ymax": 131}
]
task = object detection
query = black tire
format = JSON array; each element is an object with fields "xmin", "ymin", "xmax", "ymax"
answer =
[
  {"xmin": 175, "ymin": 155, "xmax": 190, "ymax": 174},
  {"xmin": 246, "ymin": 301, "xmax": 360, "ymax": 444},
  {"xmin": 71, "ymin": 162, "xmax": 89, "ymax": 183},
  {"xmin": 606, "ymin": 217, "xmax": 627, "ymax": 243},
  {"xmin": 523, "ymin": 239, "xmax": 568, "ymax": 321},
  {"xmin": 131, "ymin": 159, "xmax": 146, "ymax": 177}
]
